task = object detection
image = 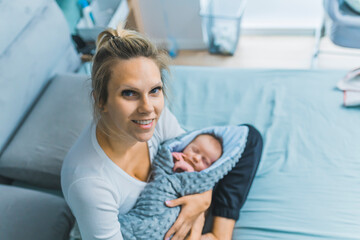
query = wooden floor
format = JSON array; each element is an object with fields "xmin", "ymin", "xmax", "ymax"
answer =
[{"xmin": 171, "ymin": 35, "xmax": 360, "ymax": 70}]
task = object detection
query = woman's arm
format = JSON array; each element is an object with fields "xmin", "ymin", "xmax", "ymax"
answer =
[
  {"xmin": 159, "ymin": 107, "xmax": 185, "ymax": 140},
  {"xmin": 164, "ymin": 190, "xmax": 212, "ymax": 240},
  {"xmin": 163, "ymin": 192, "xmax": 235, "ymax": 240},
  {"xmin": 201, "ymin": 216, "xmax": 235, "ymax": 240},
  {"xmin": 186, "ymin": 212, "xmax": 206, "ymax": 240},
  {"xmin": 66, "ymin": 178, "xmax": 124, "ymax": 240},
  {"xmin": 204, "ymin": 124, "xmax": 263, "ymax": 240}
]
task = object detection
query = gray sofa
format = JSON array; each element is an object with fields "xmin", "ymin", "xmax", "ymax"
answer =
[
  {"xmin": 0, "ymin": 1, "xmax": 92, "ymax": 239},
  {"xmin": 2, "ymin": 1, "xmax": 360, "ymax": 240}
]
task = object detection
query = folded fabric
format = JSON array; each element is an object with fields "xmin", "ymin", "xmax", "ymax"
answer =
[
  {"xmin": 118, "ymin": 125, "xmax": 249, "ymax": 240},
  {"xmin": 345, "ymin": 0, "xmax": 360, "ymax": 14},
  {"xmin": 337, "ymin": 68, "xmax": 360, "ymax": 106},
  {"xmin": 344, "ymin": 90, "xmax": 360, "ymax": 106},
  {"xmin": 337, "ymin": 67, "xmax": 360, "ymax": 91}
]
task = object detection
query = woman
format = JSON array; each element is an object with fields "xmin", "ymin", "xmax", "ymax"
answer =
[{"xmin": 61, "ymin": 26, "xmax": 262, "ymax": 240}]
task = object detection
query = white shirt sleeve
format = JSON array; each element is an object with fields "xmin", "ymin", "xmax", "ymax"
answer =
[
  {"xmin": 158, "ymin": 107, "xmax": 185, "ymax": 141},
  {"xmin": 66, "ymin": 178, "xmax": 124, "ymax": 240}
]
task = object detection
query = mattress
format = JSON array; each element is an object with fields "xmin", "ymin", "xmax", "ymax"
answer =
[{"xmin": 168, "ymin": 66, "xmax": 360, "ymax": 240}]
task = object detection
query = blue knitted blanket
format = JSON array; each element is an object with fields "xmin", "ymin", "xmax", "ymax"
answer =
[{"xmin": 118, "ymin": 125, "xmax": 249, "ymax": 240}]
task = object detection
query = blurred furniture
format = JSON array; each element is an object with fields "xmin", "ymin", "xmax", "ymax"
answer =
[
  {"xmin": 0, "ymin": 0, "xmax": 91, "ymax": 239},
  {"xmin": 76, "ymin": 0, "xmax": 129, "ymax": 42},
  {"xmin": 200, "ymin": 0, "xmax": 248, "ymax": 55},
  {"xmin": 169, "ymin": 67, "xmax": 360, "ymax": 239},
  {"xmin": 312, "ymin": 0, "xmax": 360, "ymax": 67},
  {"xmin": 325, "ymin": 0, "xmax": 360, "ymax": 48},
  {"xmin": 128, "ymin": 0, "xmax": 206, "ymax": 50}
]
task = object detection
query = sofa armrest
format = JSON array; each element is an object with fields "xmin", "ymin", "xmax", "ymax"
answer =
[
  {"xmin": 0, "ymin": 184, "xmax": 75, "ymax": 240},
  {"xmin": 0, "ymin": 73, "xmax": 92, "ymax": 189},
  {"xmin": 0, "ymin": 175, "xmax": 12, "ymax": 185}
]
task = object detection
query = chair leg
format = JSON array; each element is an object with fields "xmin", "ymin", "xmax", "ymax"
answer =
[{"xmin": 311, "ymin": 14, "xmax": 325, "ymax": 69}]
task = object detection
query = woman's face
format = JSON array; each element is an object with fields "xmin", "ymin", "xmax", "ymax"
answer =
[{"xmin": 102, "ymin": 57, "xmax": 164, "ymax": 143}]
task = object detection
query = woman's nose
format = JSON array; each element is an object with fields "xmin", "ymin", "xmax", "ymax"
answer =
[{"xmin": 138, "ymin": 96, "xmax": 153, "ymax": 114}]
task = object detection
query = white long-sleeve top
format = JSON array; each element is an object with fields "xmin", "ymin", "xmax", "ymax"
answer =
[{"xmin": 61, "ymin": 108, "xmax": 184, "ymax": 240}]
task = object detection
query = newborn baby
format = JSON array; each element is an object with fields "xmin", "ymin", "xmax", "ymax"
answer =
[
  {"xmin": 118, "ymin": 126, "xmax": 248, "ymax": 240},
  {"xmin": 172, "ymin": 133, "xmax": 223, "ymax": 173}
]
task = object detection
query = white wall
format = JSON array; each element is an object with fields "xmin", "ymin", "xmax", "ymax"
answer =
[
  {"xmin": 241, "ymin": 0, "xmax": 324, "ymax": 34},
  {"xmin": 135, "ymin": 0, "xmax": 324, "ymax": 51},
  {"xmin": 137, "ymin": 0, "xmax": 207, "ymax": 50}
]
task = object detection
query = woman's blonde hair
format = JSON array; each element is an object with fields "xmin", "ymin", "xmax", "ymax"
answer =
[{"xmin": 91, "ymin": 26, "xmax": 170, "ymax": 123}]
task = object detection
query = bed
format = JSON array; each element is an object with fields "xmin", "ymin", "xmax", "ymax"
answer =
[{"xmin": 168, "ymin": 66, "xmax": 360, "ymax": 240}]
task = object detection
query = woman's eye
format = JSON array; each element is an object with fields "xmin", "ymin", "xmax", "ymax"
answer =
[
  {"xmin": 150, "ymin": 86, "xmax": 162, "ymax": 94},
  {"xmin": 121, "ymin": 90, "xmax": 136, "ymax": 97}
]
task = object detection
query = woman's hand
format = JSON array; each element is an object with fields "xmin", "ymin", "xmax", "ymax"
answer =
[
  {"xmin": 200, "ymin": 233, "xmax": 218, "ymax": 240},
  {"xmin": 205, "ymin": 216, "xmax": 235, "ymax": 240},
  {"xmin": 164, "ymin": 190, "xmax": 212, "ymax": 240},
  {"xmin": 185, "ymin": 212, "xmax": 205, "ymax": 240}
]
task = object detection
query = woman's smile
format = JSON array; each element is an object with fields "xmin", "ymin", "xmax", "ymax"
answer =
[{"xmin": 132, "ymin": 119, "xmax": 155, "ymax": 129}]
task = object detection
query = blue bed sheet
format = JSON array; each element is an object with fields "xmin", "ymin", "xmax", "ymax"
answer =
[{"xmin": 168, "ymin": 66, "xmax": 360, "ymax": 240}]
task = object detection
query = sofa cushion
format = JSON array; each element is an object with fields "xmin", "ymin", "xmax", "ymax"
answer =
[
  {"xmin": 0, "ymin": 74, "xmax": 92, "ymax": 189},
  {"xmin": 0, "ymin": 184, "xmax": 74, "ymax": 240},
  {"xmin": 0, "ymin": 175, "xmax": 13, "ymax": 185},
  {"xmin": 0, "ymin": 0, "xmax": 80, "ymax": 152},
  {"xmin": 0, "ymin": 0, "xmax": 47, "ymax": 54}
]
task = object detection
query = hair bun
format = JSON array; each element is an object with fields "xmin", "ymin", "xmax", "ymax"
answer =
[
  {"xmin": 96, "ymin": 23, "xmax": 130, "ymax": 51},
  {"xmin": 96, "ymin": 28, "xmax": 118, "ymax": 51}
]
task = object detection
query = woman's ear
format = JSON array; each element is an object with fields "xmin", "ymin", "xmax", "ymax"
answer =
[
  {"xmin": 99, "ymin": 101, "xmax": 108, "ymax": 113},
  {"xmin": 93, "ymin": 92, "xmax": 108, "ymax": 113},
  {"xmin": 101, "ymin": 104, "xmax": 108, "ymax": 113}
]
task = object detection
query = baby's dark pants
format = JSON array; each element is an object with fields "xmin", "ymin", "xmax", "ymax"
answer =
[{"xmin": 203, "ymin": 124, "xmax": 263, "ymax": 232}]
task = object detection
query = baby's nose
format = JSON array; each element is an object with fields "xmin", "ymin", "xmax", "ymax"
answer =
[{"xmin": 193, "ymin": 154, "xmax": 201, "ymax": 163}]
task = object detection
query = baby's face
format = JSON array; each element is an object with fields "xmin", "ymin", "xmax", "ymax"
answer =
[{"xmin": 174, "ymin": 134, "xmax": 222, "ymax": 172}]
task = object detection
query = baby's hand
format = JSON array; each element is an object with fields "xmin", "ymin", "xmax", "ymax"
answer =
[{"xmin": 172, "ymin": 152, "xmax": 186, "ymax": 161}]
